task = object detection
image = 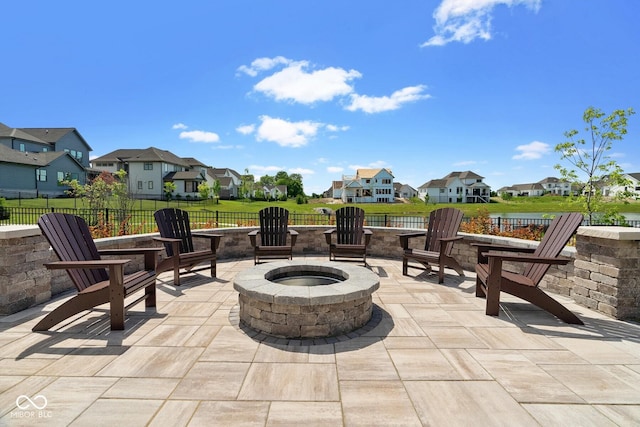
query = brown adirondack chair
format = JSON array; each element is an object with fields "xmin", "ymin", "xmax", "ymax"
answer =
[
  {"xmin": 154, "ymin": 208, "xmax": 223, "ymax": 285},
  {"xmin": 35, "ymin": 213, "xmax": 162, "ymax": 331},
  {"xmin": 474, "ymin": 212, "xmax": 584, "ymax": 324},
  {"xmin": 248, "ymin": 207, "xmax": 298, "ymax": 264},
  {"xmin": 398, "ymin": 207, "xmax": 465, "ymax": 283},
  {"xmin": 324, "ymin": 206, "xmax": 372, "ymax": 265}
]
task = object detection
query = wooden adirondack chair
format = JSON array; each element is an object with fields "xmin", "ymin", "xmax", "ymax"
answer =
[
  {"xmin": 35, "ymin": 213, "xmax": 162, "ymax": 331},
  {"xmin": 154, "ymin": 208, "xmax": 223, "ymax": 285},
  {"xmin": 474, "ymin": 212, "xmax": 584, "ymax": 324},
  {"xmin": 248, "ymin": 207, "xmax": 298, "ymax": 264},
  {"xmin": 324, "ymin": 206, "xmax": 372, "ymax": 265},
  {"xmin": 398, "ymin": 207, "xmax": 465, "ymax": 283}
]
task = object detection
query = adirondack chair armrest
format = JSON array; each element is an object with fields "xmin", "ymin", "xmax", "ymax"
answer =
[
  {"xmin": 472, "ymin": 242, "xmax": 536, "ymax": 263},
  {"xmin": 289, "ymin": 229, "xmax": 299, "ymax": 246},
  {"xmin": 153, "ymin": 236, "xmax": 181, "ymax": 256},
  {"xmin": 44, "ymin": 259, "xmax": 130, "ymax": 270},
  {"xmin": 363, "ymin": 228, "xmax": 373, "ymax": 246},
  {"xmin": 99, "ymin": 248, "xmax": 162, "ymax": 270},
  {"xmin": 248, "ymin": 229, "xmax": 259, "ymax": 247},
  {"xmin": 191, "ymin": 233, "xmax": 223, "ymax": 251},
  {"xmin": 324, "ymin": 228, "xmax": 337, "ymax": 245},
  {"xmin": 397, "ymin": 231, "xmax": 427, "ymax": 250},
  {"xmin": 483, "ymin": 251, "xmax": 572, "ymax": 265}
]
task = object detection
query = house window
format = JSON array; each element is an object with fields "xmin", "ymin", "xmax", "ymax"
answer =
[
  {"xmin": 138, "ymin": 181, "xmax": 143, "ymax": 190},
  {"xmin": 144, "ymin": 163, "xmax": 153, "ymax": 170},
  {"xmin": 148, "ymin": 181, "xmax": 153, "ymax": 189},
  {"xmin": 43, "ymin": 147, "xmax": 48, "ymax": 152},
  {"xmin": 36, "ymin": 169, "xmax": 47, "ymax": 182},
  {"xmin": 19, "ymin": 143, "xmax": 25, "ymax": 152}
]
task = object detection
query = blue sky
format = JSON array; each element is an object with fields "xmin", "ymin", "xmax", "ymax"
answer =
[{"xmin": 3, "ymin": 0, "xmax": 639, "ymax": 196}]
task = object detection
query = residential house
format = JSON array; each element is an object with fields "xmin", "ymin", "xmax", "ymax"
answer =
[
  {"xmin": 498, "ymin": 177, "xmax": 571, "ymax": 197},
  {"xmin": 0, "ymin": 123, "xmax": 91, "ymax": 198},
  {"xmin": 91, "ymin": 147, "xmax": 206, "ymax": 199},
  {"xmin": 206, "ymin": 168, "xmax": 242, "ymax": 199},
  {"xmin": 394, "ymin": 182, "xmax": 418, "ymax": 199},
  {"xmin": 539, "ymin": 177, "xmax": 571, "ymax": 196},
  {"xmin": 418, "ymin": 171, "xmax": 490, "ymax": 203},
  {"xmin": 337, "ymin": 169, "xmax": 394, "ymax": 203},
  {"xmin": 252, "ymin": 184, "xmax": 288, "ymax": 200},
  {"xmin": 601, "ymin": 172, "xmax": 640, "ymax": 199}
]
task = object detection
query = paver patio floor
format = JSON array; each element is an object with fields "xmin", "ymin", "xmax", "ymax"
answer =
[{"xmin": 1, "ymin": 256, "xmax": 640, "ymax": 426}]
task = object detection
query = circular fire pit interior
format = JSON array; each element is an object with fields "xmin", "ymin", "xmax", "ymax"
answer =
[{"xmin": 233, "ymin": 260, "xmax": 380, "ymax": 339}]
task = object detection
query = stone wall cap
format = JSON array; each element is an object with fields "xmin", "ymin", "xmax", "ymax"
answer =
[
  {"xmin": 577, "ymin": 226, "xmax": 640, "ymax": 240},
  {"xmin": 0, "ymin": 225, "xmax": 41, "ymax": 239}
]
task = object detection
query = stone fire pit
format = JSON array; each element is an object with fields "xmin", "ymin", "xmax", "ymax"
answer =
[{"xmin": 233, "ymin": 260, "xmax": 380, "ymax": 339}]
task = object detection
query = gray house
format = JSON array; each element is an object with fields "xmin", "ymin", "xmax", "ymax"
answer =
[{"xmin": 0, "ymin": 123, "xmax": 91, "ymax": 198}]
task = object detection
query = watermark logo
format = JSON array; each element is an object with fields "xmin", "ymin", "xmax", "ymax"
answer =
[
  {"xmin": 16, "ymin": 395, "xmax": 48, "ymax": 410},
  {"xmin": 11, "ymin": 395, "xmax": 52, "ymax": 419}
]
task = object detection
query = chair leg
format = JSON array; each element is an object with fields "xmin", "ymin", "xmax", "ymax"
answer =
[
  {"xmin": 32, "ymin": 287, "xmax": 109, "ymax": 332},
  {"xmin": 476, "ymin": 277, "xmax": 486, "ymax": 298},
  {"xmin": 109, "ymin": 265, "xmax": 126, "ymax": 330},
  {"xmin": 210, "ymin": 259, "xmax": 216, "ymax": 278},
  {"xmin": 502, "ymin": 284, "xmax": 584, "ymax": 325},
  {"xmin": 402, "ymin": 257, "xmax": 408, "ymax": 276}
]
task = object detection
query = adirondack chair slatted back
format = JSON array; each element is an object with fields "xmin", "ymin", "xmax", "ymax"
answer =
[
  {"xmin": 154, "ymin": 208, "xmax": 194, "ymax": 256},
  {"xmin": 425, "ymin": 208, "xmax": 463, "ymax": 255},
  {"xmin": 259, "ymin": 207, "xmax": 289, "ymax": 246},
  {"xmin": 335, "ymin": 207, "xmax": 365, "ymax": 245},
  {"xmin": 524, "ymin": 212, "xmax": 583, "ymax": 285},
  {"xmin": 38, "ymin": 213, "xmax": 109, "ymax": 292}
]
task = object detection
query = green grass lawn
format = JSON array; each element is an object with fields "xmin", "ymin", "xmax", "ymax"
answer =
[{"xmin": 4, "ymin": 195, "xmax": 640, "ymax": 217}]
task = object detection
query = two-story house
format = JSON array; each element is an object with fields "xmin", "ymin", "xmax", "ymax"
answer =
[
  {"xmin": 335, "ymin": 168, "xmax": 394, "ymax": 203},
  {"xmin": 0, "ymin": 123, "xmax": 91, "ymax": 198},
  {"xmin": 206, "ymin": 168, "xmax": 242, "ymax": 199},
  {"xmin": 498, "ymin": 176, "xmax": 571, "ymax": 197},
  {"xmin": 91, "ymin": 147, "xmax": 206, "ymax": 199},
  {"xmin": 418, "ymin": 171, "xmax": 490, "ymax": 203},
  {"xmin": 601, "ymin": 172, "xmax": 640, "ymax": 199}
]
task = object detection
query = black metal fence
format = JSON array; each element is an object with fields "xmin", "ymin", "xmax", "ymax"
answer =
[{"xmin": 1, "ymin": 207, "xmax": 638, "ymax": 237}]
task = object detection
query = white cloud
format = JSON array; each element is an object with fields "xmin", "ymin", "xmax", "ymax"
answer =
[
  {"xmin": 289, "ymin": 167, "xmax": 314, "ymax": 175},
  {"xmin": 422, "ymin": 0, "xmax": 541, "ymax": 47},
  {"xmin": 236, "ymin": 124, "xmax": 255, "ymax": 135},
  {"xmin": 345, "ymin": 85, "xmax": 431, "ymax": 113},
  {"xmin": 179, "ymin": 130, "xmax": 220, "ymax": 143},
  {"xmin": 254, "ymin": 60, "xmax": 361, "ymax": 104},
  {"xmin": 237, "ymin": 56, "xmax": 291, "ymax": 77},
  {"xmin": 213, "ymin": 144, "xmax": 241, "ymax": 150},
  {"xmin": 248, "ymin": 165, "xmax": 284, "ymax": 175},
  {"xmin": 513, "ymin": 140, "xmax": 550, "ymax": 160},
  {"xmin": 326, "ymin": 124, "xmax": 350, "ymax": 132},
  {"xmin": 172, "ymin": 123, "xmax": 187, "ymax": 130},
  {"xmin": 453, "ymin": 160, "xmax": 477, "ymax": 166},
  {"xmin": 348, "ymin": 161, "xmax": 390, "ymax": 171},
  {"xmin": 256, "ymin": 115, "xmax": 322, "ymax": 148},
  {"xmin": 327, "ymin": 166, "xmax": 344, "ymax": 173}
]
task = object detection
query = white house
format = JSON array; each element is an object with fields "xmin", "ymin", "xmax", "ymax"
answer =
[
  {"xmin": 337, "ymin": 168, "xmax": 394, "ymax": 203},
  {"xmin": 91, "ymin": 147, "xmax": 203, "ymax": 199},
  {"xmin": 498, "ymin": 177, "xmax": 571, "ymax": 197},
  {"xmin": 602, "ymin": 172, "xmax": 640, "ymax": 199},
  {"xmin": 206, "ymin": 168, "xmax": 242, "ymax": 199},
  {"xmin": 418, "ymin": 171, "xmax": 490, "ymax": 203}
]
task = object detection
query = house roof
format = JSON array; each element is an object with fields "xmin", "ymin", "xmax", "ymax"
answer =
[
  {"xmin": 183, "ymin": 157, "xmax": 208, "ymax": 167},
  {"xmin": 418, "ymin": 179, "xmax": 447, "ymax": 189},
  {"xmin": 164, "ymin": 171, "xmax": 203, "ymax": 181},
  {"xmin": 208, "ymin": 167, "xmax": 242, "ymax": 180},
  {"xmin": 93, "ymin": 147, "xmax": 190, "ymax": 167},
  {"xmin": 0, "ymin": 144, "xmax": 69, "ymax": 167},
  {"xmin": 357, "ymin": 168, "xmax": 394, "ymax": 179},
  {"xmin": 0, "ymin": 123, "xmax": 92, "ymax": 151},
  {"xmin": 443, "ymin": 170, "xmax": 484, "ymax": 180}
]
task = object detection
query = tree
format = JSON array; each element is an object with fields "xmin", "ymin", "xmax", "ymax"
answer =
[
  {"xmin": 240, "ymin": 168, "xmax": 254, "ymax": 200},
  {"xmin": 212, "ymin": 179, "xmax": 221, "ymax": 204},
  {"xmin": 554, "ymin": 106, "xmax": 635, "ymax": 225},
  {"xmin": 198, "ymin": 182, "xmax": 211, "ymax": 203},
  {"xmin": 163, "ymin": 181, "xmax": 177, "ymax": 201}
]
